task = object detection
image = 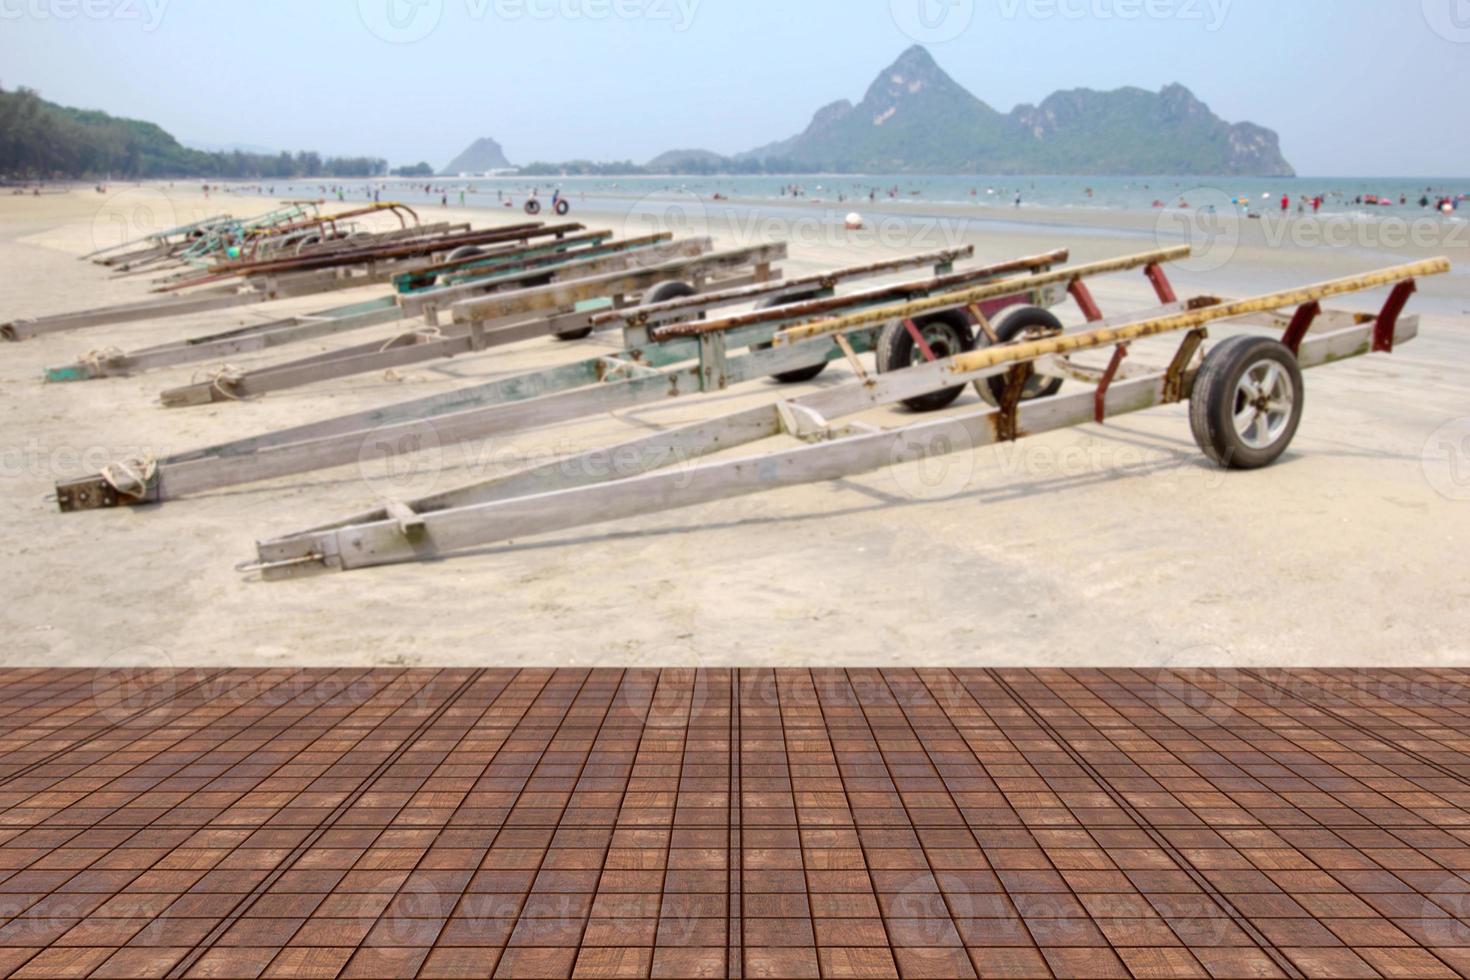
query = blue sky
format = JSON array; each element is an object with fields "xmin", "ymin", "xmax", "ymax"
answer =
[{"xmin": 1, "ymin": 0, "xmax": 1467, "ymax": 175}]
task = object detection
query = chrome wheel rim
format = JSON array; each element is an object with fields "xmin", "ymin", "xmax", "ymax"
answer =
[{"xmin": 1232, "ymin": 361, "xmax": 1294, "ymax": 450}]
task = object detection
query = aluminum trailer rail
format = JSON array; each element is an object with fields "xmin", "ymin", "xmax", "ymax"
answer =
[
  {"xmin": 56, "ymin": 245, "xmax": 1080, "ymax": 512},
  {"xmin": 155, "ymin": 241, "xmax": 788, "ymax": 406},
  {"xmin": 1, "ymin": 222, "xmax": 574, "ymax": 341},
  {"xmin": 242, "ymin": 257, "xmax": 1450, "ymax": 577},
  {"xmin": 42, "ymin": 229, "xmax": 667, "ymax": 381}
]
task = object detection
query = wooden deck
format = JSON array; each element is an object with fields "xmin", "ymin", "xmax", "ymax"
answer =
[{"xmin": 0, "ymin": 669, "xmax": 1468, "ymax": 978}]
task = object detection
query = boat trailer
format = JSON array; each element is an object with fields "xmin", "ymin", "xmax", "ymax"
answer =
[
  {"xmin": 58, "ymin": 244, "xmax": 1090, "ymax": 511},
  {"xmin": 1, "ymin": 219, "xmax": 572, "ymax": 341},
  {"xmin": 239, "ymin": 257, "xmax": 1449, "ymax": 577},
  {"xmin": 154, "ymin": 240, "xmax": 789, "ymax": 406},
  {"xmin": 42, "ymin": 228, "xmax": 666, "ymax": 381}
]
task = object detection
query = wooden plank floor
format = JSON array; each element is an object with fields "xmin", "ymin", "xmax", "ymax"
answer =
[{"xmin": 0, "ymin": 669, "xmax": 1468, "ymax": 979}]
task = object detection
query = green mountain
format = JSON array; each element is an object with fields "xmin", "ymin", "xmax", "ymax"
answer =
[
  {"xmin": 442, "ymin": 137, "xmax": 513, "ymax": 175},
  {"xmin": 734, "ymin": 46, "xmax": 1295, "ymax": 176},
  {"xmin": 0, "ymin": 86, "xmax": 385, "ymax": 179}
]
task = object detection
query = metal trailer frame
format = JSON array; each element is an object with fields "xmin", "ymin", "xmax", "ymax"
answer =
[
  {"xmin": 147, "ymin": 203, "xmax": 327, "ymax": 270},
  {"xmin": 128, "ymin": 219, "xmax": 469, "ymax": 284},
  {"xmin": 1, "ymin": 222, "xmax": 576, "ymax": 342},
  {"xmin": 83, "ymin": 213, "xmax": 233, "ymax": 265},
  {"xmin": 55, "ymin": 245, "xmax": 1082, "ymax": 512},
  {"xmin": 155, "ymin": 203, "xmax": 427, "ymax": 287},
  {"xmin": 242, "ymin": 257, "xmax": 1450, "ymax": 578},
  {"xmin": 87, "ymin": 203, "xmax": 319, "ymax": 267},
  {"xmin": 42, "ymin": 229, "xmax": 671, "ymax": 381},
  {"xmin": 154, "ymin": 241, "xmax": 789, "ymax": 406}
]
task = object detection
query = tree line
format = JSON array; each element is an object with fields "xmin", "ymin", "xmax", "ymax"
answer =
[{"xmin": 0, "ymin": 86, "xmax": 387, "ymax": 180}]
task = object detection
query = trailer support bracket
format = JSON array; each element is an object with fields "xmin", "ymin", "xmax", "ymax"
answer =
[
  {"xmin": 1095, "ymin": 344, "xmax": 1131, "ymax": 424},
  {"xmin": 1373, "ymin": 280, "xmax": 1416, "ymax": 354},
  {"xmin": 1163, "ymin": 329, "xmax": 1207, "ymax": 403}
]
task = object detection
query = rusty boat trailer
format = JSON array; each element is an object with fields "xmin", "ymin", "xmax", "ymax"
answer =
[
  {"xmin": 56, "ymin": 243, "xmax": 1074, "ymax": 512},
  {"xmin": 152, "ymin": 238, "xmax": 789, "ymax": 406},
  {"xmin": 42, "ymin": 228, "xmax": 668, "ymax": 382},
  {"xmin": 241, "ymin": 255, "xmax": 1451, "ymax": 578},
  {"xmin": 1, "ymin": 219, "xmax": 572, "ymax": 342}
]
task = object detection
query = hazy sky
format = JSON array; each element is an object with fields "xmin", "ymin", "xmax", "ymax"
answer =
[{"xmin": 1, "ymin": 0, "xmax": 1466, "ymax": 176}]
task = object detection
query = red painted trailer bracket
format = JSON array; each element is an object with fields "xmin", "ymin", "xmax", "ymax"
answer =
[
  {"xmin": 1373, "ymin": 279, "xmax": 1417, "ymax": 354},
  {"xmin": 1095, "ymin": 344, "xmax": 1131, "ymax": 424},
  {"xmin": 1282, "ymin": 302, "xmax": 1322, "ymax": 356}
]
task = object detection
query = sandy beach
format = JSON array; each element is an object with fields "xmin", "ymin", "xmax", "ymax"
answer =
[{"xmin": 0, "ymin": 184, "xmax": 1466, "ymax": 667}]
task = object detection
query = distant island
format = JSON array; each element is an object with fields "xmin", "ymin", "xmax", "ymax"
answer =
[
  {"xmin": 516, "ymin": 46, "xmax": 1295, "ymax": 178},
  {"xmin": 2, "ymin": 46, "xmax": 1293, "ymax": 181},
  {"xmin": 441, "ymin": 137, "xmax": 513, "ymax": 176}
]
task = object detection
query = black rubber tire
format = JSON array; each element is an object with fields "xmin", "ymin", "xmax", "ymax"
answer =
[
  {"xmin": 644, "ymin": 280, "xmax": 698, "ymax": 305},
  {"xmin": 446, "ymin": 245, "xmax": 484, "ymax": 263},
  {"xmin": 1189, "ymin": 335, "xmax": 1305, "ymax": 469},
  {"xmin": 979, "ymin": 306, "xmax": 1066, "ymax": 405},
  {"xmin": 754, "ymin": 293, "xmax": 829, "ymax": 384},
  {"xmin": 555, "ymin": 279, "xmax": 696, "ymax": 342},
  {"xmin": 554, "ymin": 199, "xmax": 570, "ymax": 216},
  {"xmin": 875, "ymin": 310, "xmax": 975, "ymax": 412},
  {"xmin": 524, "ymin": 199, "xmax": 542, "ymax": 216}
]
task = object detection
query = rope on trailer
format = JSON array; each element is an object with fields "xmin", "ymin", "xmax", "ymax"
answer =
[
  {"xmin": 190, "ymin": 364, "xmax": 246, "ymax": 400},
  {"xmin": 99, "ymin": 454, "xmax": 156, "ymax": 501},
  {"xmin": 79, "ymin": 347, "xmax": 126, "ymax": 374}
]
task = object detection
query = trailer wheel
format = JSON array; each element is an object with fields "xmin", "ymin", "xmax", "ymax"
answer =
[
  {"xmin": 875, "ymin": 310, "xmax": 975, "ymax": 412},
  {"xmin": 644, "ymin": 280, "xmax": 698, "ymax": 305},
  {"xmin": 556, "ymin": 280, "xmax": 696, "ymax": 342},
  {"xmin": 754, "ymin": 293, "xmax": 829, "ymax": 384},
  {"xmin": 524, "ymin": 199, "xmax": 542, "ymax": 216},
  {"xmin": 1189, "ymin": 335, "xmax": 1304, "ymax": 469},
  {"xmin": 979, "ymin": 306, "xmax": 1066, "ymax": 406},
  {"xmin": 446, "ymin": 246, "xmax": 484, "ymax": 262},
  {"xmin": 555, "ymin": 199, "xmax": 570, "ymax": 216}
]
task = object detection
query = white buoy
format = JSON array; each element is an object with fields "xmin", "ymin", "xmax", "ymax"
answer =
[{"xmin": 845, "ymin": 212, "xmax": 864, "ymax": 230}]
